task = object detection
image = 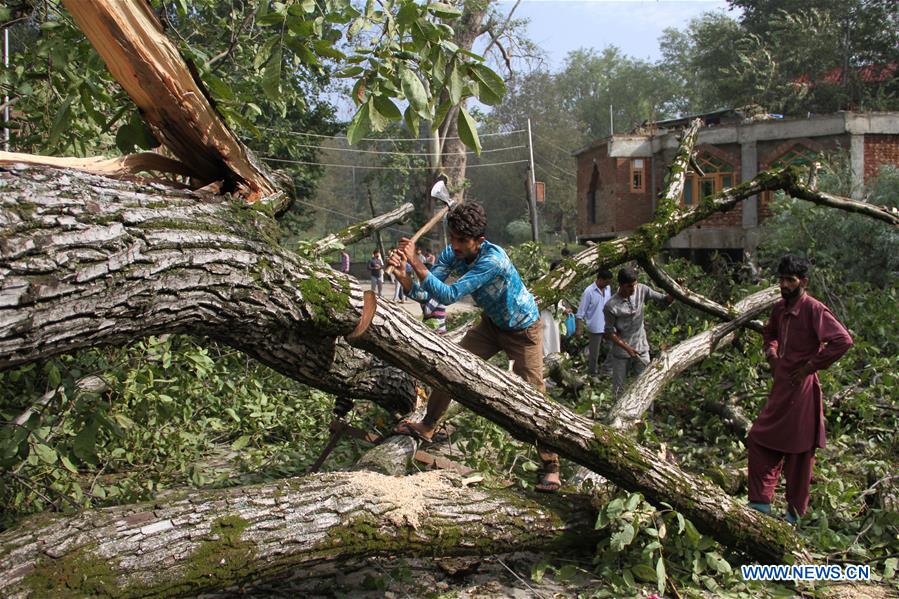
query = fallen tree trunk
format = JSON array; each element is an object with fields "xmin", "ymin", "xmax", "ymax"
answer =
[
  {"xmin": 0, "ymin": 471, "xmax": 597, "ymax": 597},
  {"xmin": 0, "ymin": 165, "xmax": 412, "ymax": 412},
  {"xmin": 607, "ymin": 287, "xmax": 780, "ymax": 428},
  {"xmin": 0, "ymin": 165, "xmax": 804, "ymax": 563}
]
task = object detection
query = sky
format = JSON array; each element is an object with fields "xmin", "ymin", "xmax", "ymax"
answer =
[{"xmin": 496, "ymin": 0, "xmax": 734, "ymax": 69}]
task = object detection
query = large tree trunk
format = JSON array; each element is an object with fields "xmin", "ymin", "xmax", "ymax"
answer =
[
  {"xmin": 0, "ymin": 165, "xmax": 805, "ymax": 564},
  {"xmin": 0, "ymin": 471, "xmax": 597, "ymax": 598}
]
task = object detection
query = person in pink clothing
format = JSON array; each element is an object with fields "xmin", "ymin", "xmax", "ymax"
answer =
[{"xmin": 747, "ymin": 255, "xmax": 853, "ymax": 524}]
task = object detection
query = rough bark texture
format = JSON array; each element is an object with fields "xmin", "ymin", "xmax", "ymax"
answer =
[
  {"xmin": 310, "ymin": 203, "xmax": 414, "ymax": 260},
  {"xmin": 1, "ymin": 165, "xmax": 804, "ymax": 563},
  {"xmin": 0, "ymin": 165, "xmax": 412, "ymax": 412},
  {"xmin": 0, "ymin": 471, "xmax": 597, "ymax": 597},
  {"xmin": 607, "ymin": 287, "xmax": 780, "ymax": 428},
  {"xmin": 60, "ymin": 0, "xmax": 278, "ymax": 199}
]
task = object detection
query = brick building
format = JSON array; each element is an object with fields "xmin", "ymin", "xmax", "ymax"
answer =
[{"xmin": 573, "ymin": 111, "xmax": 899, "ymax": 254}]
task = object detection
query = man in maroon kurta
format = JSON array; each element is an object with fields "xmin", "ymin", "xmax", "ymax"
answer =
[{"xmin": 747, "ymin": 255, "xmax": 853, "ymax": 523}]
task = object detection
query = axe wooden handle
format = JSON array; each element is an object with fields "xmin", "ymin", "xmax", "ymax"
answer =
[{"xmin": 384, "ymin": 205, "xmax": 450, "ymax": 277}]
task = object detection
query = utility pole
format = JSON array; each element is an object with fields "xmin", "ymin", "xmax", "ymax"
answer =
[
  {"xmin": 3, "ymin": 28, "xmax": 9, "ymax": 151},
  {"xmin": 525, "ymin": 118, "xmax": 539, "ymax": 242}
]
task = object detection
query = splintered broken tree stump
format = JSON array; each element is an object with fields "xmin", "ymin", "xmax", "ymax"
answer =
[
  {"xmin": 0, "ymin": 471, "xmax": 597, "ymax": 597},
  {"xmin": 0, "ymin": 165, "xmax": 806, "ymax": 564}
]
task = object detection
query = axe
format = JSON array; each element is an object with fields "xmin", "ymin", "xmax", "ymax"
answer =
[{"xmin": 384, "ymin": 176, "xmax": 454, "ymax": 278}]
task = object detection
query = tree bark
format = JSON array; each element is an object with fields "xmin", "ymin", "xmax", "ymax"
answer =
[
  {"xmin": 0, "ymin": 471, "xmax": 597, "ymax": 598},
  {"xmin": 0, "ymin": 165, "xmax": 412, "ymax": 412},
  {"xmin": 59, "ymin": 0, "xmax": 279, "ymax": 199},
  {"xmin": 309, "ymin": 203, "xmax": 414, "ymax": 260},
  {"xmin": 638, "ymin": 256, "xmax": 764, "ymax": 333},
  {"xmin": 0, "ymin": 165, "xmax": 805, "ymax": 563}
]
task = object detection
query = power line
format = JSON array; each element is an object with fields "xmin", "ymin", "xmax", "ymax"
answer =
[
  {"xmin": 263, "ymin": 157, "xmax": 530, "ymax": 170},
  {"xmin": 270, "ymin": 141, "xmax": 527, "ymax": 156},
  {"xmin": 534, "ymin": 133, "xmax": 579, "ymax": 156},
  {"xmin": 258, "ymin": 126, "xmax": 526, "ymax": 143}
]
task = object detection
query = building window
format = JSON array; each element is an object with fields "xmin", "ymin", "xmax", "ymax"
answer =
[
  {"xmin": 630, "ymin": 159, "xmax": 645, "ymax": 192},
  {"xmin": 681, "ymin": 153, "xmax": 735, "ymax": 207},
  {"xmin": 761, "ymin": 145, "xmax": 819, "ymax": 208}
]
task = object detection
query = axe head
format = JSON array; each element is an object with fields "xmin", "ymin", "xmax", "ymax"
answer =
[{"xmin": 430, "ymin": 179, "xmax": 453, "ymax": 208}]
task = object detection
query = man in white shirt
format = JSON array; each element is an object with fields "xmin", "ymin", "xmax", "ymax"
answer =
[{"xmin": 575, "ymin": 269, "xmax": 614, "ymax": 375}]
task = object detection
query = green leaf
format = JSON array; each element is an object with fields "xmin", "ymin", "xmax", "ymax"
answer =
[
  {"xmin": 346, "ymin": 105, "xmax": 372, "ymax": 145},
  {"xmin": 224, "ymin": 408, "xmax": 241, "ymax": 423},
  {"xmin": 254, "ymin": 37, "xmax": 279, "ymax": 70},
  {"xmin": 625, "ymin": 492, "xmax": 642, "ymax": 511},
  {"xmin": 396, "ymin": 2, "xmax": 420, "ymax": 26},
  {"xmin": 447, "ymin": 64, "xmax": 463, "ymax": 105},
  {"xmin": 367, "ymin": 98, "xmax": 388, "ymax": 132},
  {"xmin": 204, "ymin": 73, "xmax": 236, "ymax": 101},
  {"xmin": 400, "ymin": 67, "xmax": 428, "ymax": 117},
  {"xmin": 883, "ymin": 557, "xmax": 897, "ymax": 579},
  {"xmin": 262, "ymin": 47, "xmax": 283, "ymax": 101},
  {"xmin": 373, "ymin": 95, "xmax": 402, "ymax": 121},
  {"xmin": 530, "ymin": 560, "xmax": 551, "ymax": 583},
  {"xmin": 427, "ymin": 3, "xmax": 462, "ymax": 19},
  {"xmin": 34, "ymin": 442, "xmax": 58, "ymax": 465},
  {"xmin": 403, "ymin": 105, "xmax": 419, "ymax": 138},
  {"xmin": 433, "ymin": 99, "xmax": 452, "ymax": 131},
  {"xmin": 301, "ymin": 0, "xmax": 315, "ymax": 13},
  {"xmin": 631, "ymin": 563, "xmax": 656, "ymax": 582},
  {"xmin": 73, "ymin": 419, "xmax": 99, "ymax": 464},
  {"xmin": 468, "ymin": 63, "xmax": 506, "ymax": 103},
  {"xmin": 456, "ymin": 106, "xmax": 481, "ymax": 156},
  {"xmin": 60, "ymin": 454, "xmax": 79, "ymax": 474},
  {"xmin": 231, "ymin": 435, "xmax": 251, "ymax": 451},
  {"xmin": 705, "ymin": 551, "xmax": 732, "ymax": 575},
  {"xmin": 656, "ymin": 557, "xmax": 666, "ymax": 594},
  {"xmin": 48, "ymin": 97, "xmax": 73, "ymax": 147},
  {"xmin": 610, "ymin": 523, "xmax": 635, "ymax": 551}
]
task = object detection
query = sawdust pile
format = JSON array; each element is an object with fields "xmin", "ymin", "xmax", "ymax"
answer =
[{"xmin": 342, "ymin": 470, "xmax": 460, "ymax": 529}]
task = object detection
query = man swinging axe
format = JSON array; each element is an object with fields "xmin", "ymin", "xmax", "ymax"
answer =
[{"xmin": 388, "ymin": 198, "xmax": 563, "ymax": 493}]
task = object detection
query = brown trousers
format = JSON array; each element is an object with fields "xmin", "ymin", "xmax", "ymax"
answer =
[{"xmin": 430, "ymin": 317, "xmax": 557, "ymax": 464}]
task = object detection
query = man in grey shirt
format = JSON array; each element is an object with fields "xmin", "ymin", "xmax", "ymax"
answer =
[{"xmin": 603, "ymin": 267, "xmax": 673, "ymax": 397}]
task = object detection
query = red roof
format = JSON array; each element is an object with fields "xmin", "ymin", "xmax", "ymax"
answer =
[{"xmin": 793, "ymin": 63, "xmax": 897, "ymax": 87}]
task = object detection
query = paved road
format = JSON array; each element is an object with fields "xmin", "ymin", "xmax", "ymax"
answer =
[{"xmin": 360, "ymin": 278, "xmax": 477, "ymax": 318}]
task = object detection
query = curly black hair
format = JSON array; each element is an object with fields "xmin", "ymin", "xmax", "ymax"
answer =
[
  {"xmin": 447, "ymin": 202, "xmax": 487, "ymax": 239},
  {"xmin": 777, "ymin": 254, "xmax": 810, "ymax": 279}
]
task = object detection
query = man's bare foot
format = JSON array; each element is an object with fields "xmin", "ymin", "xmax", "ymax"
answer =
[{"xmin": 535, "ymin": 461, "xmax": 562, "ymax": 493}]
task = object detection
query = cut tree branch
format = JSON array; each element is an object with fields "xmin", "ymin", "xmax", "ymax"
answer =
[
  {"xmin": 607, "ymin": 287, "xmax": 780, "ymax": 428},
  {"xmin": 309, "ymin": 203, "xmax": 414, "ymax": 259},
  {"xmin": 638, "ymin": 256, "xmax": 764, "ymax": 333},
  {"xmin": 0, "ymin": 150, "xmax": 193, "ymax": 180},
  {"xmin": 60, "ymin": 0, "xmax": 279, "ymax": 200}
]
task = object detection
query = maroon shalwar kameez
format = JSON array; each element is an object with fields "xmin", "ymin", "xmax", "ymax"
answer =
[{"xmin": 748, "ymin": 293, "xmax": 853, "ymax": 516}]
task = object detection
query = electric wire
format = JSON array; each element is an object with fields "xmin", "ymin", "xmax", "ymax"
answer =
[
  {"xmin": 268, "ymin": 141, "xmax": 527, "ymax": 156},
  {"xmin": 262, "ymin": 157, "xmax": 530, "ymax": 169},
  {"xmin": 257, "ymin": 125, "xmax": 525, "ymax": 142},
  {"xmin": 290, "ymin": 196, "xmax": 412, "ymax": 236}
]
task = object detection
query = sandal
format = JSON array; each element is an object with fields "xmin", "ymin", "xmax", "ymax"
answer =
[
  {"xmin": 535, "ymin": 460, "xmax": 562, "ymax": 493},
  {"xmin": 393, "ymin": 420, "xmax": 434, "ymax": 443}
]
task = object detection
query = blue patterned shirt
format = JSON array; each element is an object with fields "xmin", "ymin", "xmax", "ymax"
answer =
[{"xmin": 409, "ymin": 241, "xmax": 539, "ymax": 331}]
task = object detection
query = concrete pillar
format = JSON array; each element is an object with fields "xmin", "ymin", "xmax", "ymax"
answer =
[
  {"xmin": 849, "ymin": 134, "xmax": 865, "ymax": 199},
  {"xmin": 740, "ymin": 140, "xmax": 759, "ymax": 254}
]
